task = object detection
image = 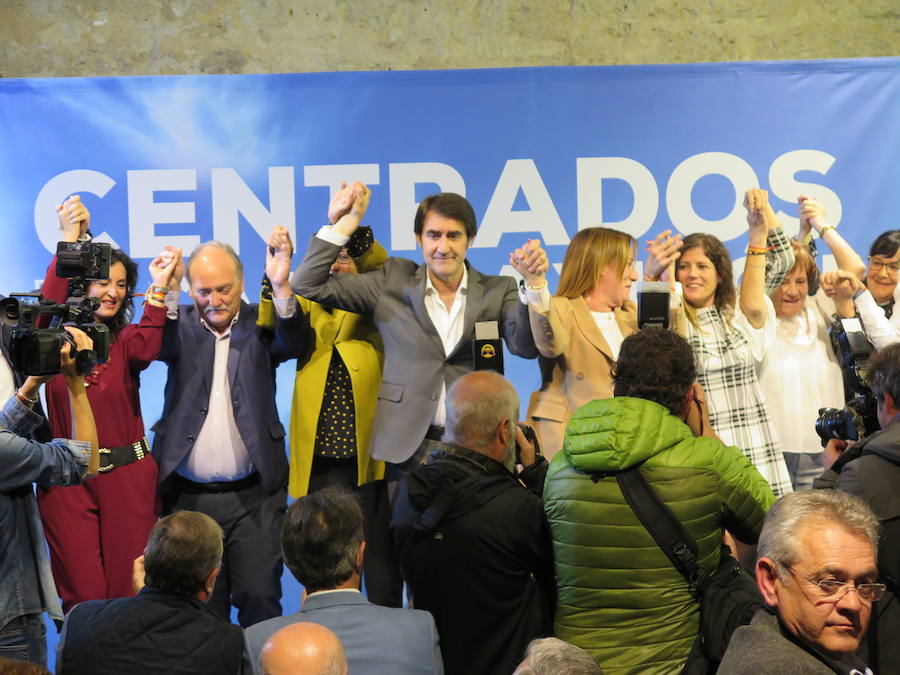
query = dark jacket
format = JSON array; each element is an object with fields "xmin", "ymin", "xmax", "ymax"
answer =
[
  {"xmin": 718, "ymin": 608, "xmax": 871, "ymax": 675},
  {"xmin": 152, "ymin": 300, "xmax": 305, "ymax": 494},
  {"xmin": 57, "ymin": 587, "xmax": 243, "ymax": 675},
  {"xmin": 815, "ymin": 421, "xmax": 900, "ymax": 674},
  {"xmin": 391, "ymin": 443, "xmax": 554, "ymax": 675}
]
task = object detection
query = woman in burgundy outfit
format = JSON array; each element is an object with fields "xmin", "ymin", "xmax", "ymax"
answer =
[{"xmin": 37, "ymin": 195, "xmax": 181, "ymax": 611}]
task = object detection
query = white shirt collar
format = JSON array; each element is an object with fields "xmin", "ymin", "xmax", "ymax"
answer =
[
  {"xmin": 424, "ymin": 264, "xmax": 469, "ymax": 297},
  {"xmin": 199, "ymin": 309, "xmax": 240, "ymax": 338}
]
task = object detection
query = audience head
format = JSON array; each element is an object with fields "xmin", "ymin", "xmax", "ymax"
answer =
[
  {"xmin": 866, "ymin": 229, "xmax": 900, "ymax": 304},
  {"xmin": 512, "ymin": 637, "xmax": 603, "ymax": 675},
  {"xmin": 866, "ymin": 342, "xmax": 900, "ymax": 429},
  {"xmin": 413, "ymin": 193, "xmax": 476, "ymax": 284},
  {"xmin": 771, "ymin": 239, "xmax": 817, "ymax": 320},
  {"xmin": 87, "ymin": 248, "xmax": 139, "ymax": 339},
  {"xmin": 259, "ymin": 622, "xmax": 348, "ymax": 675},
  {"xmin": 186, "ymin": 241, "xmax": 245, "ymax": 333},
  {"xmin": 755, "ymin": 490, "xmax": 881, "ymax": 660},
  {"xmin": 556, "ymin": 227, "xmax": 637, "ymax": 310},
  {"xmin": 281, "ymin": 487, "xmax": 365, "ymax": 594},
  {"xmin": 613, "ymin": 328, "xmax": 697, "ymax": 417},
  {"xmin": 444, "ymin": 371, "xmax": 520, "ymax": 471},
  {"xmin": 677, "ymin": 233, "xmax": 735, "ymax": 314},
  {"xmin": 143, "ymin": 510, "xmax": 223, "ymax": 600}
]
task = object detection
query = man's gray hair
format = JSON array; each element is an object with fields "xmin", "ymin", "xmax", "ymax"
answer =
[
  {"xmin": 516, "ymin": 638, "xmax": 603, "ymax": 675},
  {"xmin": 185, "ymin": 240, "xmax": 244, "ymax": 284},
  {"xmin": 444, "ymin": 371, "xmax": 519, "ymax": 449},
  {"xmin": 758, "ymin": 490, "xmax": 880, "ymax": 580}
]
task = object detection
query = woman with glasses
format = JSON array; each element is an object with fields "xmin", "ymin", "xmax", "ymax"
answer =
[
  {"xmin": 520, "ymin": 227, "xmax": 680, "ymax": 458},
  {"xmin": 646, "ymin": 189, "xmax": 794, "ymax": 497},
  {"xmin": 758, "ymin": 196, "xmax": 866, "ymax": 490},
  {"xmin": 824, "ymin": 230, "xmax": 900, "ymax": 351}
]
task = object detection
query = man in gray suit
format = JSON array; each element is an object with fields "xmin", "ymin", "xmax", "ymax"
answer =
[
  {"xmin": 289, "ymin": 183, "xmax": 550, "ymax": 474},
  {"xmin": 243, "ymin": 487, "xmax": 443, "ymax": 675}
]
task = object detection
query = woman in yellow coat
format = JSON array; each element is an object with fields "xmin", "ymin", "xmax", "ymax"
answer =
[{"xmin": 259, "ymin": 226, "xmax": 386, "ymax": 498}]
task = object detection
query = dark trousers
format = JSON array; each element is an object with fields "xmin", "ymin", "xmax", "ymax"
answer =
[
  {"xmin": 306, "ymin": 456, "xmax": 400, "ymax": 608},
  {"xmin": 162, "ymin": 476, "xmax": 286, "ymax": 627}
]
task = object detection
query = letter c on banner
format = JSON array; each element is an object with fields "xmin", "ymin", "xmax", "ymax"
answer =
[
  {"xmin": 34, "ymin": 170, "xmax": 117, "ymax": 253},
  {"xmin": 666, "ymin": 152, "xmax": 759, "ymax": 240}
]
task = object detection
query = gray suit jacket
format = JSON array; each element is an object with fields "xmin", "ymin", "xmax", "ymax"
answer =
[
  {"xmin": 291, "ymin": 235, "xmax": 538, "ymax": 463},
  {"xmin": 242, "ymin": 590, "xmax": 443, "ymax": 675}
]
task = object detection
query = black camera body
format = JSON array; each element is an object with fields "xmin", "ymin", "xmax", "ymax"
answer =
[
  {"xmin": 0, "ymin": 294, "xmax": 110, "ymax": 376},
  {"xmin": 0, "ymin": 240, "xmax": 113, "ymax": 376},
  {"xmin": 56, "ymin": 241, "xmax": 111, "ymax": 280},
  {"xmin": 814, "ymin": 316, "xmax": 879, "ymax": 445}
]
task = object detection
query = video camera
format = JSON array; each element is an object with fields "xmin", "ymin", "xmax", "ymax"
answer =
[
  {"xmin": 0, "ymin": 241, "xmax": 112, "ymax": 376},
  {"xmin": 814, "ymin": 315, "xmax": 879, "ymax": 444}
]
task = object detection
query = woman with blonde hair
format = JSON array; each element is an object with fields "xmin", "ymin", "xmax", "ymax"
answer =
[{"xmin": 519, "ymin": 227, "xmax": 679, "ymax": 457}]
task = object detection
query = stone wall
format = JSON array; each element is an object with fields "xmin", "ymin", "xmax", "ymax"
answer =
[{"xmin": 1, "ymin": 0, "xmax": 898, "ymax": 78}]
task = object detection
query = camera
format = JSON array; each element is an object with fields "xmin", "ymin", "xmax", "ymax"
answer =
[
  {"xmin": 56, "ymin": 241, "xmax": 112, "ymax": 280},
  {"xmin": 0, "ymin": 294, "xmax": 110, "ymax": 376},
  {"xmin": 814, "ymin": 316, "xmax": 879, "ymax": 444},
  {"xmin": 515, "ymin": 423, "xmax": 542, "ymax": 466},
  {"xmin": 0, "ymin": 240, "xmax": 113, "ymax": 376}
]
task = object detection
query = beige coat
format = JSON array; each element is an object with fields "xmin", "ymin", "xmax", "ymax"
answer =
[{"xmin": 526, "ymin": 296, "xmax": 638, "ymax": 458}]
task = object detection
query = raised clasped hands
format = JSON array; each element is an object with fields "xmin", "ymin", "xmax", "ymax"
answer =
[
  {"xmin": 797, "ymin": 194, "xmax": 826, "ymax": 236},
  {"xmin": 265, "ymin": 226, "xmax": 295, "ymax": 294},
  {"xmin": 644, "ymin": 229, "xmax": 683, "ymax": 281},
  {"xmin": 57, "ymin": 195, "xmax": 91, "ymax": 243},
  {"xmin": 149, "ymin": 246, "xmax": 183, "ymax": 292},
  {"xmin": 330, "ymin": 181, "xmax": 371, "ymax": 238},
  {"xmin": 508, "ymin": 238, "xmax": 549, "ymax": 286}
]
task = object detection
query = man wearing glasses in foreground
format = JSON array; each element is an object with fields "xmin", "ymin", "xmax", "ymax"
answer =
[{"xmin": 719, "ymin": 490, "xmax": 882, "ymax": 675}]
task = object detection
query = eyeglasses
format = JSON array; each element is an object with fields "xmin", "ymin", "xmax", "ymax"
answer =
[
  {"xmin": 868, "ymin": 257, "xmax": 900, "ymax": 275},
  {"xmin": 335, "ymin": 253, "xmax": 353, "ymax": 264},
  {"xmin": 786, "ymin": 566, "xmax": 886, "ymax": 603}
]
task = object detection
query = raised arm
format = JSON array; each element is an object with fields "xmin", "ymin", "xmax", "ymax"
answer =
[
  {"xmin": 290, "ymin": 183, "xmax": 383, "ymax": 315},
  {"xmin": 122, "ymin": 247, "xmax": 181, "ymax": 370},
  {"xmin": 740, "ymin": 189, "xmax": 776, "ymax": 328},
  {"xmin": 509, "ymin": 238, "xmax": 560, "ymax": 357},
  {"xmin": 797, "ymin": 195, "xmax": 866, "ymax": 278},
  {"xmin": 42, "ymin": 195, "xmax": 92, "ymax": 303}
]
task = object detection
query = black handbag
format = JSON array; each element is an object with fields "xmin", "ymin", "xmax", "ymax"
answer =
[{"xmin": 615, "ymin": 466, "xmax": 762, "ymax": 674}]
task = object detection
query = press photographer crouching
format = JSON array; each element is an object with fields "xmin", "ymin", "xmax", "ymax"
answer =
[
  {"xmin": 814, "ymin": 343, "xmax": 900, "ymax": 673},
  {"xmin": 0, "ymin": 327, "xmax": 99, "ymax": 666}
]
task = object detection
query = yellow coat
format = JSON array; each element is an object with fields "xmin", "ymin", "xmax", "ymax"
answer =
[{"xmin": 259, "ymin": 243, "xmax": 386, "ymax": 497}]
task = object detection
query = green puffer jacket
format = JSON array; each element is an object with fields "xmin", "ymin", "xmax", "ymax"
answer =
[{"xmin": 544, "ymin": 396, "xmax": 777, "ymax": 675}]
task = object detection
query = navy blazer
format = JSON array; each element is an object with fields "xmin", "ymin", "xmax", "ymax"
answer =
[
  {"xmin": 243, "ymin": 590, "xmax": 443, "ymax": 675},
  {"xmin": 152, "ymin": 300, "xmax": 305, "ymax": 494}
]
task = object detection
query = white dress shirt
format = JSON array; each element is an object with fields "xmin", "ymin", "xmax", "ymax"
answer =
[{"xmin": 176, "ymin": 313, "xmax": 255, "ymax": 482}]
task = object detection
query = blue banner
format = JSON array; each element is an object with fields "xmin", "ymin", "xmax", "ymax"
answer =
[{"xmin": 2, "ymin": 57, "xmax": 900, "ymax": 638}]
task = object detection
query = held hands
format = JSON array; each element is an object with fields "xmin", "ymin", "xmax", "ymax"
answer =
[
  {"xmin": 821, "ymin": 269, "xmax": 863, "ymax": 301},
  {"xmin": 330, "ymin": 182, "xmax": 371, "ymax": 238},
  {"xmin": 743, "ymin": 188, "xmax": 770, "ymax": 235},
  {"xmin": 644, "ymin": 229, "xmax": 683, "ymax": 281},
  {"xmin": 797, "ymin": 194, "xmax": 826, "ymax": 237},
  {"xmin": 149, "ymin": 246, "xmax": 183, "ymax": 291},
  {"xmin": 328, "ymin": 182, "xmax": 356, "ymax": 224},
  {"xmin": 508, "ymin": 239, "xmax": 549, "ymax": 286},
  {"xmin": 265, "ymin": 226, "xmax": 294, "ymax": 297},
  {"xmin": 56, "ymin": 195, "xmax": 90, "ymax": 243}
]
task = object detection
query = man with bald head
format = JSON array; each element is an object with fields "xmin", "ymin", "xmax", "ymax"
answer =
[
  {"xmin": 152, "ymin": 238, "xmax": 306, "ymax": 626},
  {"xmin": 259, "ymin": 623, "xmax": 348, "ymax": 675},
  {"xmin": 391, "ymin": 371, "xmax": 555, "ymax": 675}
]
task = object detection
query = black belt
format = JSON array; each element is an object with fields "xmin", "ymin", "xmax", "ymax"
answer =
[
  {"xmin": 424, "ymin": 425, "xmax": 445, "ymax": 442},
  {"xmin": 171, "ymin": 472, "xmax": 260, "ymax": 494},
  {"xmin": 99, "ymin": 437, "xmax": 150, "ymax": 473}
]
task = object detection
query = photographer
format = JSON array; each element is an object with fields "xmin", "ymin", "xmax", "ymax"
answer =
[
  {"xmin": 1, "ymin": 328, "xmax": 99, "ymax": 666},
  {"xmin": 391, "ymin": 371, "xmax": 554, "ymax": 675},
  {"xmin": 37, "ymin": 195, "xmax": 180, "ymax": 613},
  {"xmin": 814, "ymin": 342, "xmax": 900, "ymax": 673}
]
